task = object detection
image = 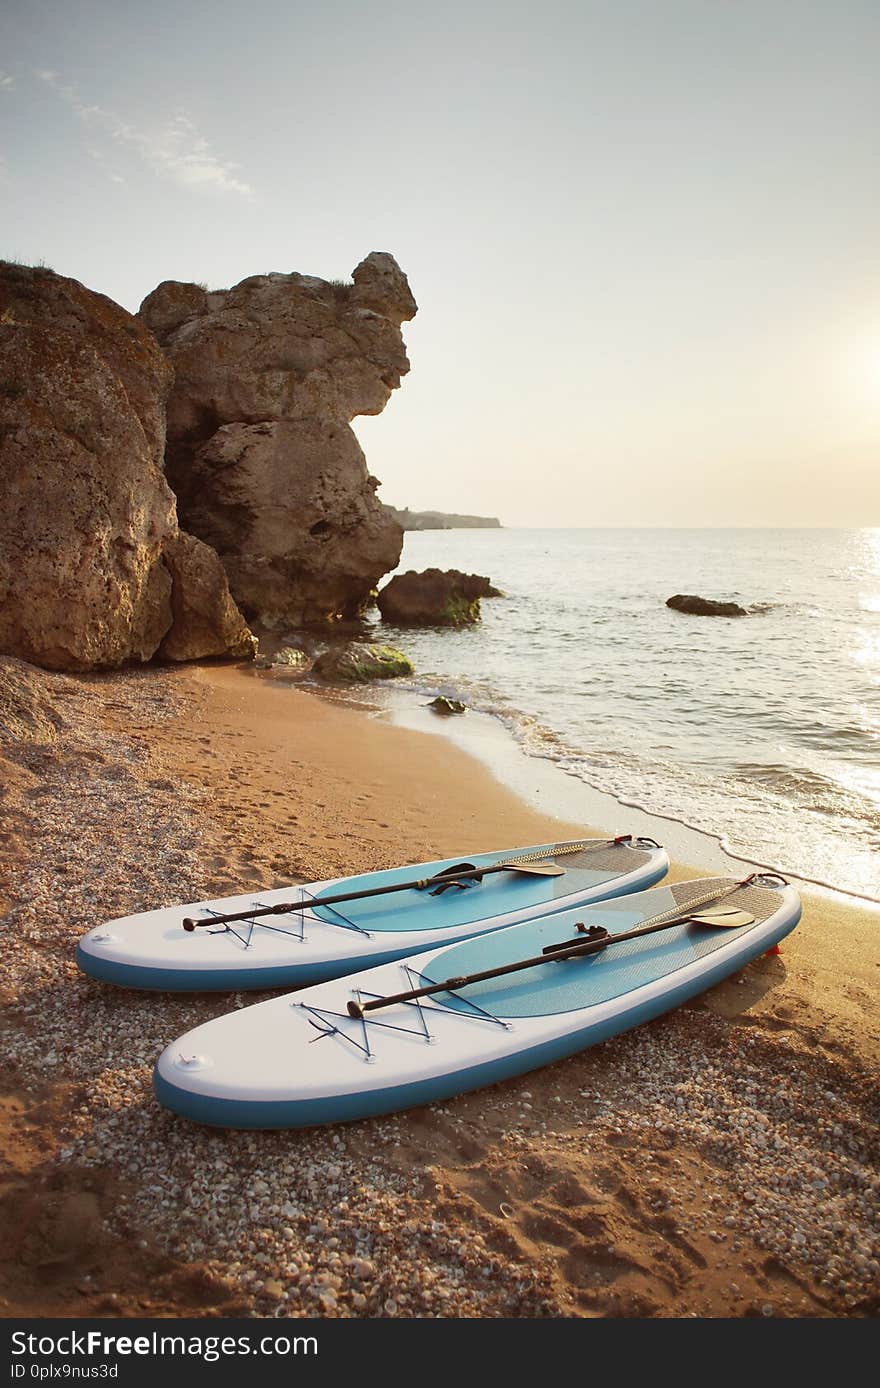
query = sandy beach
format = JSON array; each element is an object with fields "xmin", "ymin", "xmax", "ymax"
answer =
[{"xmin": 0, "ymin": 659, "xmax": 877, "ymax": 1319}]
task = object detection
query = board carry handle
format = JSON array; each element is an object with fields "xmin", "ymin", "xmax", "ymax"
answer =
[
  {"xmin": 180, "ymin": 836, "xmax": 638, "ymax": 931},
  {"xmin": 540, "ymin": 923, "xmax": 610, "ymax": 954}
]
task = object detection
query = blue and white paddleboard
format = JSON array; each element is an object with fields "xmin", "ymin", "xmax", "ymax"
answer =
[
  {"xmin": 153, "ymin": 873, "xmax": 800, "ymax": 1128},
  {"xmin": 76, "ymin": 836, "xmax": 668, "ymax": 992}
]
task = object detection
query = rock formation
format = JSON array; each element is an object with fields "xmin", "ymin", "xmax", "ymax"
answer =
[
  {"xmin": 666, "ymin": 594, "xmax": 749, "ymax": 618},
  {"xmin": 0, "ymin": 262, "xmax": 254, "ymax": 671},
  {"xmin": 377, "ymin": 569, "xmax": 501, "ymax": 626},
  {"xmin": 139, "ymin": 252, "xmax": 417, "ymax": 628}
]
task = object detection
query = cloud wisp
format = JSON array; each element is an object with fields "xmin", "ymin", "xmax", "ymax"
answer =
[
  {"xmin": 0, "ymin": 72, "xmax": 15, "ymax": 90},
  {"xmin": 36, "ymin": 69, "xmax": 252, "ymax": 196}
]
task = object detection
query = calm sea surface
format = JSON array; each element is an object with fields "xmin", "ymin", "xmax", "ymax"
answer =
[{"xmin": 367, "ymin": 528, "xmax": 880, "ymax": 901}]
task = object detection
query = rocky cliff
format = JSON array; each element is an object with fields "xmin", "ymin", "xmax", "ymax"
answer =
[
  {"xmin": 0, "ymin": 263, "xmax": 254, "ymax": 671},
  {"xmin": 139, "ymin": 252, "xmax": 417, "ymax": 628}
]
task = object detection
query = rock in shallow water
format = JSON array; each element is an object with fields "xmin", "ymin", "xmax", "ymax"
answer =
[
  {"xmin": 377, "ymin": 569, "xmax": 500, "ymax": 626},
  {"xmin": 428, "ymin": 696, "xmax": 467, "ymax": 715},
  {"xmin": 314, "ymin": 643, "xmax": 414, "ymax": 682},
  {"xmin": 666, "ymin": 594, "xmax": 749, "ymax": 618}
]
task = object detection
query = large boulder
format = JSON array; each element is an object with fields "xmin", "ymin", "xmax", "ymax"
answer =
[
  {"xmin": 182, "ymin": 419, "xmax": 399, "ymax": 626},
  {"xmin": 666, "ymin": 594, "xmax": 749, "ymax": 618},
  {"xmin": 157, "ymin": 532, "xmax": 256, "ymax": 661},
  {"xmin": 0, "ymin": 262, "xmax": 254, "ymax": 670},
  {"xmin": 377, "ymin": 569, "xmax": 499, "ymax": 626},
  {"xmin": 139, "ymin": 253, "xmax": 416, "ymax": 627}
]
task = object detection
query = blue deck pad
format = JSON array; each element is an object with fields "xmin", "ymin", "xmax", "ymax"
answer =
[
  {"xmin": 429, "ymin": 904, "xmax": 753, "ymax": 1018},
  {"xmin": 309, "ymin": 845, "xmax": 615, "ymax": 934}
]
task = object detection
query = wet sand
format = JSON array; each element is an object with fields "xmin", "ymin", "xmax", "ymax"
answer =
[{"xmin": 0, "ymin": 659, "xmax": 877, "ymax": 1318}]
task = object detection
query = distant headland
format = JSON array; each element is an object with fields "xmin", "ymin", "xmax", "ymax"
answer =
[{"xmin": 384, "ymin": 506, "xmax": 501, "ymax": 531}]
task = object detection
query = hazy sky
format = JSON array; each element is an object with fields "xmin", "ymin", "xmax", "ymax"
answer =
[{"xmin": 2, "ymin": 0, "xmax": 878, "ymax": 525}]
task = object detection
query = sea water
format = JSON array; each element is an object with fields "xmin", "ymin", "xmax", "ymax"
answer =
[{"xmin": 365, "ymin": 527, "xmax": 880, "ymax": 903}]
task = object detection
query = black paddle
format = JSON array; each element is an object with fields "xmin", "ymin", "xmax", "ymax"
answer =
[
  {"xmin": 345, "ymin": 877, "xmax": 759, "ymax": 1018},
  {"xmin": 181, "ymin": 857, "xmax": 565, "ymax": 932},
  {"xmin": 181, "ymin": 837, "xmax": 639, "ymax": 932}
]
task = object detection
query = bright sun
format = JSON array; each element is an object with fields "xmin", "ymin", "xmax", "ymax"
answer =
[
  {"xmin": 861, "ymin": 343, "xmax": 880, "ymax": 395},
  {"xmin": 841, "ymin": 337, "xmax": 880, "ymax": 406}
]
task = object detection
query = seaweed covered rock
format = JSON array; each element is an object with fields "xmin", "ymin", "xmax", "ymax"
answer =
[
  {"xmin": 139, "ymin": 252, "xmax": 417, "ymax": 628},
  {"xmin": 377, "ymin": 569, "xmax": 498, "ymax": 626},
  {"xmin": 314, "ymin": 643, "xmax": 414, "ymax": 682},
  {"xmin": 666, "ymin": 594, "xmax": 749, "ymax": 618},
  {"xmin": 428, "ymin": 696, "xmax": 467, "ymax": 715}
]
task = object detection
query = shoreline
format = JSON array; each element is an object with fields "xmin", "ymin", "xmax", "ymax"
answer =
[
  {"xmin": 318, "ymin": 660, "xmax": 880, "ymax": 910},
  {"xmin": 362, "ymin": 520, "xmax": 880, "ymax": 909},
  {"xmin": 0, "ymin": 658, "xmax": 877, "ymax": 1318},
  {"xmin": 336, "ymin": 674, "xmax": 880, "ymax": 910},
  {"xmin": 258, "ymin": 660, "xmax": 880, "ymax": 919}
]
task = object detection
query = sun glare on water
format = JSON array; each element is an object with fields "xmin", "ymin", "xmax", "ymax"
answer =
[{"xmin": 850, "ymin": 531, "xmax": 880, "ymax": 680}]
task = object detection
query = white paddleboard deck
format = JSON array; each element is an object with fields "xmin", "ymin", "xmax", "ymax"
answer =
[{"xmin": 76, "ymin": 836, "xmax": 668, "ymax": 991}]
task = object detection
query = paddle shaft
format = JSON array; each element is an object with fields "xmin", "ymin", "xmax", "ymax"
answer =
[
  {"xmin": 182, "ymin": 859, "xmax": 557, "ymax": 931},
  {"xmin": 347, "ymin": 877, "xmax": 759, "ymax": 1018},
  {"xmin": 181, "ymin": 837, "xmax": 635, "ymax": 931},
  {"xmin": 347, "ymin": 915, "xmax": 713, "ymax": 1017}
]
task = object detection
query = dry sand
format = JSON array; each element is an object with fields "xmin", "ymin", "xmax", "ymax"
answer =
[{"xmin": 0, "ymin": 659, "xmax": 877, "ymax": 1319}]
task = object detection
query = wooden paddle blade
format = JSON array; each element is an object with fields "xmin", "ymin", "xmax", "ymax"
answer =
[
  {"xmin": 501, "ymin": 860, "xmax": 565, "ymax": 877},
  {"xmin": 688, "ymin": 909, "xmax": 755, "ymax": 929}
]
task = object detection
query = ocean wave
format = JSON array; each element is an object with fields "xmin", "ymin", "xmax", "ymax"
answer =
[
  {"xmin": 730, "ymin": 761, "xmax": 854, "ymax": 803},
  {"xmin": 378, "ymin": 668, "xmax": 880, "ymax": 901},
  {"xmin": 306, "ymin": 526, "xmax": 880, "ymax": 902}
]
